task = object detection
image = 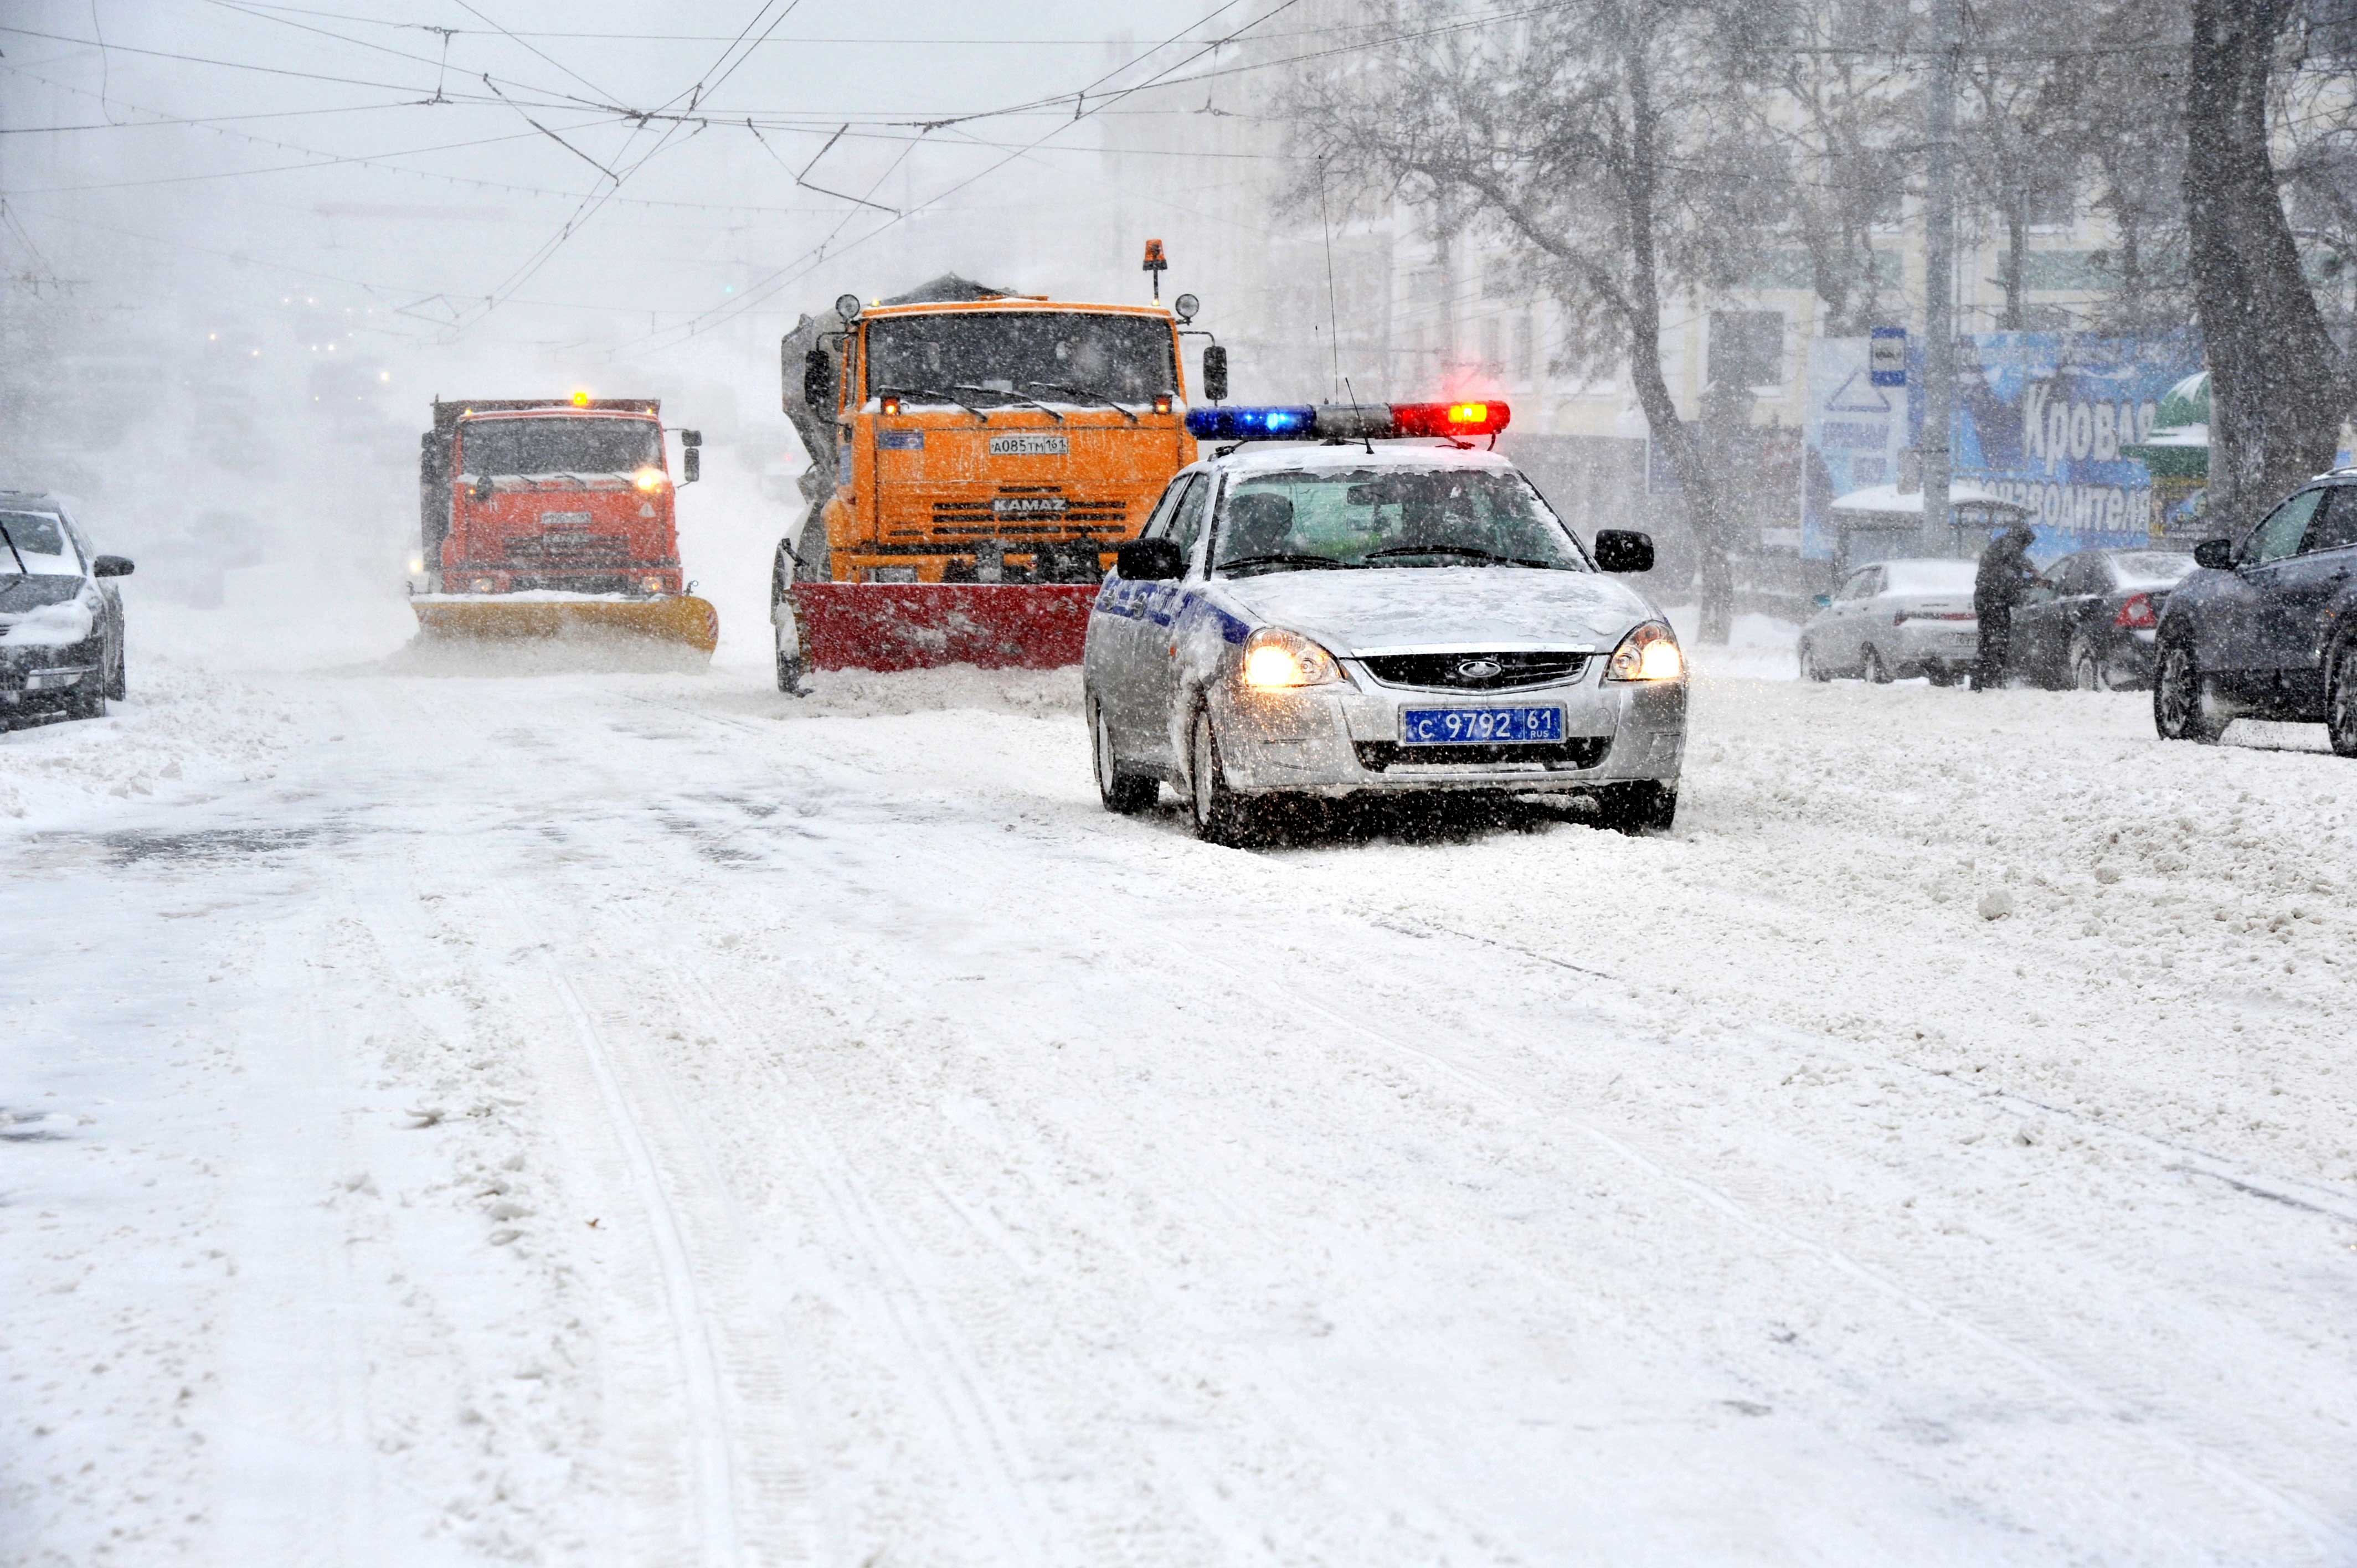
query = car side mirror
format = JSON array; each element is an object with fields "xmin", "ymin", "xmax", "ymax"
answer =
[
  {"xmin": 1115, "ymin": 537, "xmax": 1184, "ymax": 581},
  {"xmin": 91, "ymin": 555, "xmax": 133, "ymax": 578},
  {"xmin": 2193, "ymin": 537, "xmax": 2235, "ymax": 570},
  {"xmin": 1200, "ymin": 344, "xmax": 1229, "ymax": 404},
  {"xmin": 1811, "ymin": 592, "xmax": 1831, "ymax": 608},
  {"xmin": 472, "ymin": 474, "xmax": 493, "ymax": 502},
  {"xmin": 1593, "ymin": 528, "xmax": 1654, "ymax": 573},
  {"xmin": 802, "ymin": 348, "xmax": 836, "ymax": 410}
]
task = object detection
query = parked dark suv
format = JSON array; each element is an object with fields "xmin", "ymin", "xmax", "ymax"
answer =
[{"xmin": 2153, "ymin": 475, "xmax": 2357, "ymax": 752}]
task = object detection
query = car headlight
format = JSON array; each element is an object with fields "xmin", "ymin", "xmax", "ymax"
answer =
[
  {"xmin": 1239, "ymin": 627, "xmax": 1343, "ymax": 688},
  {"xmin": 1604, "ymin": 620, "xmax": 1684, "ymax": 682}
]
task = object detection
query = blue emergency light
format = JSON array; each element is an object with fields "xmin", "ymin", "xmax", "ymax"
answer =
[
  {"xmin": 1185, "ymin": 405, "xmax": 1318, "ymax": 440},
  {"xmin": 1185, "ymin": 401, "xmax": 1510, "ymax": 442}
]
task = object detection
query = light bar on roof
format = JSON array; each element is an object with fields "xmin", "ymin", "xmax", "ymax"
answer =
[{"xmin": 1183, "ymin": 401, "xmax": 1511, "ymax": 442}]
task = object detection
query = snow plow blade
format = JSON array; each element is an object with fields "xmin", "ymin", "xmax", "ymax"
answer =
[
  {"xmin": 411, "ymin": 594, "xmax": 719, "ymax": 658},
  {"xmin": 791, "ymin": 582, "xmax": 1095, "ymax": 672}
]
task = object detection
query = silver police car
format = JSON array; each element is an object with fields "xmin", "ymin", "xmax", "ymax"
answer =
[{"xmin": 1082, "ymin": 425, "xmax": 1686, "ymax": 843}]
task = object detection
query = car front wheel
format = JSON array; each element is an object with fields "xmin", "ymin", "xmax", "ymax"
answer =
[
  {"xmin": 1594, "ymin": 780, "xmax": 1677, "ymax": 834},
  {"xmin": 1799, "ymin": 639, "xmax": 1832, "ymax": 683},
  {"xmin": 2153, "ymin": 643, "xmax": 2225, "ymax": 743},
  {"xmin": 1862, "ymin": 645, "xmax": 1893, "ymax": 684},
  {"xmin": 2328, "ymin": 642, "xmax": 2357, "ymax": 758},
  {"xmin": 1188, "ymin": 706, "xmax": 1258, "ymax": 845}
]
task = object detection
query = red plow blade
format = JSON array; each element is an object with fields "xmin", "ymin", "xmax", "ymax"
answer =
[{"xmin": 790, "ymin": 582, "xmax": 1097, "ymax": 672}]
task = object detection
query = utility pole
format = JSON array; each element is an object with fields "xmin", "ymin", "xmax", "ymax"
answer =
[{"xmin": 1923, "ymin": 0, "xmax": 1959, "ymax": 544}]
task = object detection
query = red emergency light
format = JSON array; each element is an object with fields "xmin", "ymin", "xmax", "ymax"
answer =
[{"xmin": 1391, "ymin": 400, "xmax": 1510, "ymax": 438}]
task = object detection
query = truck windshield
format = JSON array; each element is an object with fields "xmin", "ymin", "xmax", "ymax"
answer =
[
  {"xmin": 1212, "ymin": 468, "xmax": 1591, "ymax": 575},
  {"xmin": 460, "ymin": 417, "xmax": 660, "ymax": 477},
  {"xmin": 867, "ymin": 312, "xmax": 1176, "ymax": 407}
]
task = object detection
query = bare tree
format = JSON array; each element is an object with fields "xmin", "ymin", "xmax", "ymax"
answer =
[
  {"xmin": 1761, "ymin": 16, "xmax": 1920, "ymax": 340},
  {"xmin": 1283, "ymin": 0, "xmax": 1783, "ymax": 643}
]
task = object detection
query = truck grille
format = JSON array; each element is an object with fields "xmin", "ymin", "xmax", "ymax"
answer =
[
  {"xmin": 1357, "ymin": 651, "xmax": 1591, "ymax": 691},
  {"xmin": 506, "ymin": 531, "xmax": 631, "ymax": 564},
  {"xmin": 928, "ymin": 498, "xmax": 1131, "ymax": 532},
  {"xmin": 1354, "ymin": 737, "xmax": 1610, "ymax": 772}
]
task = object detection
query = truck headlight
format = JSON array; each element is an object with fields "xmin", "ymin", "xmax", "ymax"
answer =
[
  {"xmin": 634, "ymin": 467, "xmax": 668, "ymax": 493},
  {"xmin": 641, "ymin": 575, "xmax": 664, "ymax": 594},
  {"xmin": 1240, "ymin": 627, "xmax": 1342, "ymax": 688},
  {"xmin": 1604, "ymin": 621, "xmax": 1684, "ymax": 682},
  {"xmin": 470, "ymin": 576, "xmax": 495, "ymax": 593}
]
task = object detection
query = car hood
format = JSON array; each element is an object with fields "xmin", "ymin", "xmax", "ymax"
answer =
[
  {"xmin": 1221, "ymin": 567, "xmax": 1658, "ymax": 654},
  {"xmin": 0, "ymin": 574, "xmax": 96, "ymax": 647},
  {"xmin": 0, "ymin": 574, "xmax": 85, "ymax": 613}
]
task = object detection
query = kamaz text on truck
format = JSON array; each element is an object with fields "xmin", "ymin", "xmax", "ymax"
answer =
[
  {"xmin": 411, "ymin": 396, "xmax": 719, "ymax": 658},
  {"xmin": 773, "ymin": 274, "xmax": 1226, "ymax": 686}
]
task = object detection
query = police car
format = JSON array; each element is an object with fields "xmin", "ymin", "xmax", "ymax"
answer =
[{"xmin": 1082, "ymin": 400, "xmax": 1686, "ymax": 843}]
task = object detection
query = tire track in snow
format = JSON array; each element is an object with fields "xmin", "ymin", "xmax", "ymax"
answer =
[
  {"xmin": 621, "ymin": 681, "xmax": 2356, "ymax": 1556},
  {"xmin": 493, "ymin": 881, "xmax": 745, "ymax": 1568}
]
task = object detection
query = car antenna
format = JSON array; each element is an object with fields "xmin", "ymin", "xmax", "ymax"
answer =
[
  {"xmin": 1342, "ymin": 376, "xmax": 1373, "ymax": 455},
  {"xmin": 1319, "ymin": 156, "xmax": 1344, "ymax": 404}
]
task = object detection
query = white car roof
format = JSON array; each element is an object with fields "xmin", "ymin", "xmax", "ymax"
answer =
[{"xmin": 1201, "ymin": 440, "xmax": 1522, "ymax": 478}]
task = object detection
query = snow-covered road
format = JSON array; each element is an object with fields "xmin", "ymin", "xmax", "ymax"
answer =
[{"xmin": 6, "ymin": 651, "xmax": 2355, "ymax": 1564}]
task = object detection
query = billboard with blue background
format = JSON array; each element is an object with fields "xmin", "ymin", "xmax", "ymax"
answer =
[{"xmin": 1804, "ymin": 329, "xmax": 2204, "ymax": 560}]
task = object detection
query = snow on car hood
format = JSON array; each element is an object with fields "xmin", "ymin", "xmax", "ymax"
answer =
[
  {"xmin": 0, "ymin": 574, "xmax": 96, "ymax": 646},
  {"xmin": 1221, "ymin": 567, "xmax": 1659, "ymax": 654}
]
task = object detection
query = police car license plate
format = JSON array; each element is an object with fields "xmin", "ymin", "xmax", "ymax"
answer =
[{"xmin": 1400, "ymin": 706, "xmax": 1563, "ymax": 744}]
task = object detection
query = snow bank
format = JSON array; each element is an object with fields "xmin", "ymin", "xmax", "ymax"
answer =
[{"xmin": 0, "ymin": 654, "xmax": 301, "ymax": 828}]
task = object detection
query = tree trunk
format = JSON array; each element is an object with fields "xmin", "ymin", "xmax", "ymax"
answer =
[
  {"xmin": 1622, "ymin": 31, "xmax": 1732, "ymax": 643},
  {"xmin": 2185, "ymin": 0, "xmax": 2345, "ymax": 529},
  {"xmin": 2000, "ymin": 193, "xmax": 2028, "ymax": 329}
]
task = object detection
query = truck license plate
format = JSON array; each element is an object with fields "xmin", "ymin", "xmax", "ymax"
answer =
[
  {"xmin": 1400, "ymin": 706, "xmax": 1564, "ymax": 744},
  {"xmin": 990, "ymin": 434, "xmax": 1068, "ymax": 456}
]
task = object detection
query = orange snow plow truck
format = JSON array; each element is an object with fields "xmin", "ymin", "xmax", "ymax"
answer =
[
  {"xmin": 770, "ymin": 272, "xmax": 1223, "ymax": 687},
  {"xmin": 410, "ymin": 396, "xmax": 718, "ymax": 658}
]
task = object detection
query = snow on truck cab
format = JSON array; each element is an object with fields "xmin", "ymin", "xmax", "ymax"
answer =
[
  {"xmin": 773, "ymin": 271, "xmax": 1224, "ymax": 686},
  {"xmin": 410, "ymin": 396, "xmax": 718, "ymax": 657}
]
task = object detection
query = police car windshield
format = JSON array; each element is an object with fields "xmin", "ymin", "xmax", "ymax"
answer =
[{"xmin": 1212, "ymin": 467, "xmax": 1588, "ymax": 575}]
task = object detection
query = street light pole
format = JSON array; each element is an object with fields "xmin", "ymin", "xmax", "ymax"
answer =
[{"xmin": 1924, "ymin": 0, "xmax": 1959, "ymax": 544}]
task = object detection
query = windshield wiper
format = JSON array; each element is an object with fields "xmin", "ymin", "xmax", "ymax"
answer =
[
  {"xmin": 1022, "ymin": 381, "xmax": 1140, "ymax": 426},
  {"xmin": 1363, "ymin": 544, "xmax": 1565, "ymax": 569},
  {"xmin": 958, "ymin": 385, "xmax": 1063, "ymax": 422},
  {"xmin": 882, "ymin": 385, "xmax": 991, "ymax": 422},
  {"xmin": 0, "ymin": 515, "xmax": 25, "ymax": 576},
  {"xmin": 1218, "ymin": 553, "xmax": 1355, "ymax": 574}
]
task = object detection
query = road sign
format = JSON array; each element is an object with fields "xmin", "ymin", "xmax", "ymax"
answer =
[{"xmin": 1870, "ymin": 327, "xmax": 1907, "ymax": 386}]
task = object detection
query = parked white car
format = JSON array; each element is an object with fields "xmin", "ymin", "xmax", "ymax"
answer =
[{"xmin": 1799, "ymin": 558, "xmax": 1981, "ymax": 685}]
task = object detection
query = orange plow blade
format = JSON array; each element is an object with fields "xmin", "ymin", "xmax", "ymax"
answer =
[
  {"xmin": 790, "ymin": 583, "xmax": 1095, "ymax": 672},
  {"xmin": 411, "ymin": 593, "xmax": 718, "ymax": 659}
]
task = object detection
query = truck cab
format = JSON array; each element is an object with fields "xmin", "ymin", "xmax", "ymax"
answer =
[
  {"xmin": 794, "ymin": 297, "xmax": 1200, "ymax": 585},
  {"xmin": 417, "ymin": 398, "xmax": 695, "ymax": 598}
]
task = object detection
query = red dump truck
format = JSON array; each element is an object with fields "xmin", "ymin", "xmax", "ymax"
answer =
[{"xmin": 410, "ymin": 395, "xmax": 718, "ymax": 656}]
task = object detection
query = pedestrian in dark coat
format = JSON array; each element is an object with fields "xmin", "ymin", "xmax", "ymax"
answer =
[{"xmin": 1972, "ymin": 523, "xmax": 2040, "ymax": 690}]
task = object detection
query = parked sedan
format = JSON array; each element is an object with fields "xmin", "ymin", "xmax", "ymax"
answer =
[
  {"xmin": 1083, "ymin": 441, "xmax": 1686, "ymax": 843},
  {"xmin": 2011, "ymin": 548, "xmax": 2196, "ymax": 690},
  {"xmin": 0, "ymin": 491, "xmax": 132, "ymax": 722},
  {"xmin": 1798, "ymin": 558, "xmax": 1980, "ymax": 684},
  {"xmin": 2154, "ymin": 474, "xmax": 2357, "ymax": 752}
]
